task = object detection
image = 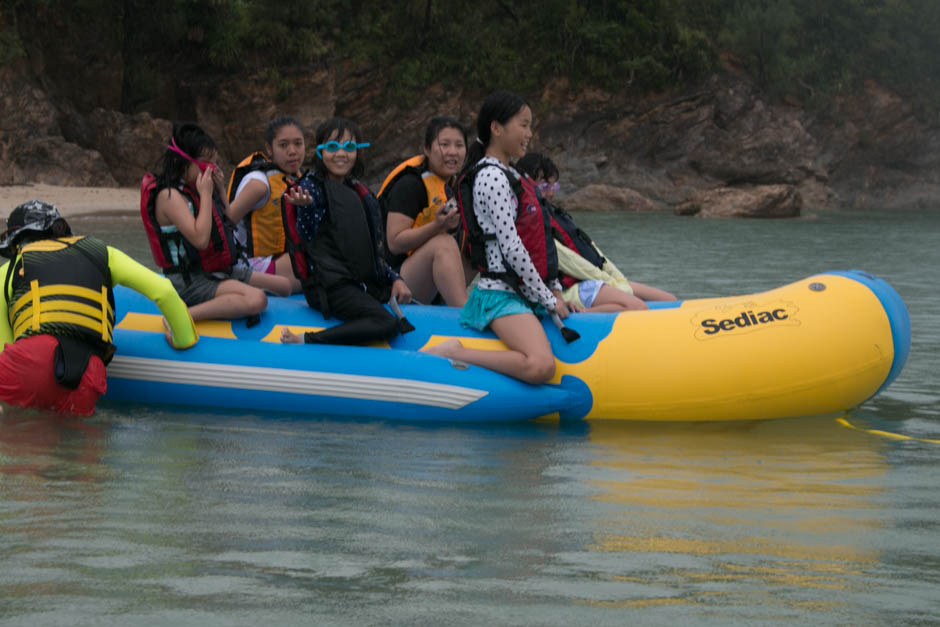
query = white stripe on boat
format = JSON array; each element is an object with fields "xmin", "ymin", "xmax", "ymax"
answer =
[{"xmin": 108, "ymin": 356, "xmax": 488, "ymax": 409}]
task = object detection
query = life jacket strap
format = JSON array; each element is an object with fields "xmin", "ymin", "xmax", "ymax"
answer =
[
  {"xmin": 13, "ymin": 281, "xmax": 113, "ymax": 343},
  {"xmin": 30, "ymin": 279, "xmax": 40, "ymax": 333},
  {"xmin": 100, "ymin": 285, "xmax": 109, "ymax": 341}
]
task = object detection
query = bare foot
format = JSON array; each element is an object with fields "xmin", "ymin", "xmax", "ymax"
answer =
[
  {"xmin": 421, "ymin": 338, "xmax": 463, "ymax": 358},
  {"xmin": 280, "ymin": 328, "xmax": 304, "ymax": 344}
]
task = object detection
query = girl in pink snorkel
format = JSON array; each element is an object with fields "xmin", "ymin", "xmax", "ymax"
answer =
[{"xmin": 141, "ymin": 122, "xmax": 294, "ymax": 321}]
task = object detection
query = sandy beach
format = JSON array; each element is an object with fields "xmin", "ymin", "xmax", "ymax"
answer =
[{"xmin": 0, "ymin": 184, "xmax": 139, "ymax": 219}]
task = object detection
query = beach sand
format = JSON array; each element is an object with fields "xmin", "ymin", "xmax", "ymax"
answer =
[{"xmin": 0, "ymin": 184, "xmax": 138, "ymax": 219}]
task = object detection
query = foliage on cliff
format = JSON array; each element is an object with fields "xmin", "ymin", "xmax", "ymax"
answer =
[{"xmin": 2, "ymin": 0, "xmax": 939, "ymax": 112}]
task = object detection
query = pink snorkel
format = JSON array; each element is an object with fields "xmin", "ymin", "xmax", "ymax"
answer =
[{"xmin": 167, "ymin": 138, "xmax": 217, "ymax": 173}]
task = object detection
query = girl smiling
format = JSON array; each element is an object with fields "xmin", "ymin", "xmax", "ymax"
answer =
[
  {"xmin": 377, "ymin": 116, "xmax": 471, "ymax": 306},
  {"xmin": 280, "ymin": 117, "xmax": 411, "ymax": 346},
  {"xmin": 423, "ymin": 92, "xmax": 573, "ymax": 384}
]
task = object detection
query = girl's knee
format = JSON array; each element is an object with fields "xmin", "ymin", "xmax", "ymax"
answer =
[
  {"xmin": 628, "ymin": 297, "xmax": 649, "ymax": 311},
  {"xmin": 376, "ymin": 311, "xmax": 400, "ymax": 340},
  {"xmin": 427, "ymin": 233, "xmax": 460, "ymax": 262},
  {"xmin": 247, "ymin": 288, "xmax": 268, "ymax": 315},
  {"xmin": 522, "ymin": 353, "xmax": 555, "ymax": 384},
  {"xmin": 619, "ymin": 293, "xmax": 648, "ymax": 311},
  {"xmin": 433, "ymin": 232, "xmax": 459, "ymax": 252}
]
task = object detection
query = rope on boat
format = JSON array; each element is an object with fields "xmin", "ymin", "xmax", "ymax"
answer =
[{"xmin": 835, "ymin": 416, "xmax": 940, "ymax": 445}]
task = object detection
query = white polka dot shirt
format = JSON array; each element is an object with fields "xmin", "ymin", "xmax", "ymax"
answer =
[{"xmin": 472, "ymin": 157, "xmax": 559, "ymax": 309}]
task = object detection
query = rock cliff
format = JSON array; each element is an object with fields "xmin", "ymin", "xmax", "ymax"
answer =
[{"xmin": 2, "ymin": 57, "xmax": 938, "ymax": 214}]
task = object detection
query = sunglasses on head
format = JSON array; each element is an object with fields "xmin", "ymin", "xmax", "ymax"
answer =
[
  {"xmin": 537, "ymin": 181, "xmax": 560, "ymax": 194},
  {"xmin": 315, "ymin": 140, "xmax": 370, "ymax": 158},
  {"xmin": 167, "ymin": 138, "xmax": 217, "ymax": 173}
]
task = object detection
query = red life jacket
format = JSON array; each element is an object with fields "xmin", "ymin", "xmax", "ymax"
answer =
[
  {"xmin": 139, "ymin": 172, "xmax": 237, "ymax": 282},
  {"xmin": 456, "ymin": 161, "xmax": 558, "ymax": 301}
]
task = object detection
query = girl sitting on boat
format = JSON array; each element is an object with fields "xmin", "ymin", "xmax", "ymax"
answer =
[
  {"xmin": 144, "ymin": 122, "xmax": 287, "ymax": 321},
  {"xmin": 377, "ymin": 116, "xmax": 473, "ymax": 306},
  {"xmin": 280, "ymin": 117, "xmax": 412, "ymax": 345},
  {"xmin": 516, "ymin": 152, "xmax": 676, "ymax": 311},
  {"xmin": 422, "ymin": 91, "xmax": 575, "ymax": 384},
  {"xmin": 227, "ymin": 116, "xmax": 309, "ymax": 294}
]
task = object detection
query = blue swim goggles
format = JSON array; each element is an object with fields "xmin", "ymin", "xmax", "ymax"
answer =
[{"xmin": 315, "ymin": 140, "xmax": 371, "ymax": 158}]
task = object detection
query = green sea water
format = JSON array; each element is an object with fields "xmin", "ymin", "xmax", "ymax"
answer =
[{"xmin": 1, "ymin": 209, "xmax": 938, "ymax": 625}]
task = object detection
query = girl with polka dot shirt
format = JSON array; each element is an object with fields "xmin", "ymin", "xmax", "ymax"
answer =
[{"xmin": 422, "ymin": 91, "xmax": 575, "ymax": 384}]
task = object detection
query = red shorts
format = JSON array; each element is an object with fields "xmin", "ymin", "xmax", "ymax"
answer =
[{"xmin": 0, "ymin": 335, "xmax": 107, "ymax": 416}]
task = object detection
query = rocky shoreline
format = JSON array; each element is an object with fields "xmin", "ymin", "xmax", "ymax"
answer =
[{"xmin": 3, "ymin": 61, "xmax": 939, "ymax": 218}]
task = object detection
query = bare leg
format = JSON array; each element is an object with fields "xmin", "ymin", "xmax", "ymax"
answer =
[
  {"xmin": 187, "ymin": 280, "xmax": 267, "ymax": 321},
  {"xmin": 587, "ymin": 284, "xmax": 648, "ymax": 312},
  {"xmin": 462, "ymin": 253, "xmax": 478, "ymax": 286},
  {"xmin": 273, "ymin": 253, "xmax": 302, "ymax": 294},
  {"xmin": 630, "ymin": 281, "xmax": 676, "ymax": 302},
  {"xmin": 248, "ymin": 270, "xmax": 292, "ymax": 297},
  {"xmin": 421, "ymin": 312, "xmax": 555, "ymax": 384},
  {"xmin": 399, "ymin": 233, "xmax": 468, "ymax": 306}
]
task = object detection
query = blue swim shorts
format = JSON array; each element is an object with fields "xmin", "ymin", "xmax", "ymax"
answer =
[{"xmin": 459, "ymin": 287, "xmax": 546, "ymax": 331}]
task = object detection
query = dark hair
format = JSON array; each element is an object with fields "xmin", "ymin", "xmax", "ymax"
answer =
[
  {"xmin": 464, "ymin": 91, "xmax": 528, "ymax": 170},
  {"xmin": 424, "ymin": 116, "xmax": 468, "ymax": 149},
  {"xmin": 14, "ymin": 219, "xmax": 72, "ymax": 248},
  {"xmin": 540, "ymin": 156, "xmax": 559, "ymax": 181},
  {"xmin": 516, "ymin": 153, "xmax": 559, "ymax": 182},
  {"xmin": 515, "ymin": 153, "xmax": 543, "ymax": 179},
  {"xmin": 154, "ymin": 122, "xmax": 217, "ymax": 191},
  {"xmin": 313, "ymin": 117, "xmax": 366, "ymax": 180},
  {"xmin": 265, "ymin": 116, "xmax": 304, "ymax": 146}
]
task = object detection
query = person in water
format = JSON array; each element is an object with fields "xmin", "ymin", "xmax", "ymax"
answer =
[
  {"xmin": 377, "ymin": 116, "xmax": 472, "ymax": 306},
  {"xmin": 423, "ymin": 91, "xmax": 574, "ymax": 384},
  {"xmin": 227, "ymin": 116, "xmax": 311, "ymax": 294},
  {"xmin": 0, "ymin": 200, "xmax": 198, "ymax": 415},
  {"xmin": 515, "ymin": 152, "xmax": 676, "ymax": 311},
  {"xmin": 280, "ymin": 117, "xmax": 412, "ymax": 345},
  {"xmin": 145, "ymin": 122, "xmax": 289, "ymax": 322}
]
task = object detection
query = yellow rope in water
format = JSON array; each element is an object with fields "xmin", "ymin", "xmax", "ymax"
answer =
[{"xmin": 836, "ymin": 416, "xmax": 940, "ymax": 445}]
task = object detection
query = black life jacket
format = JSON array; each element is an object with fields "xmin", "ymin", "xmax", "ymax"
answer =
[
  {"xmin": 281, "ymin": 174, "xmax": 392, "ymax": 315},
  {"xmin": 4, "ymin": 236, "xmax": 116, "ymax": 388},
  {"xmin": 543, "ymin": 201, "xmax": 607, "ymax": 289},
  {"xmin": 140, "ymin": 173, "xmax": 237, "ymax": 283},
  {"xmin": 456, "ymin": 161, "xmax": 558, "ymax": 302}
]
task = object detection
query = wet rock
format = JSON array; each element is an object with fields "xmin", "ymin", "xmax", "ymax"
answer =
[
  {"xmin": 80, "ymin": 109, "xmax": 172, "ymax": 186},
  {"xmin": 0, "ymin": 65, "xmax": 116, "ymax": 186},
  {"xmin": 675, "ymin": 185, "xmax": 802, "ymax": 218},
  {"xmin": 4, "ymin": 31, "xmax": 940, "ymax": 212},
  {"xmin": 10, "ymin": 136, "xmax": 117, "ymax": 187},
  {"xmin": 560, "ymin": 184, "xmax": 664, "ymax": 212}
]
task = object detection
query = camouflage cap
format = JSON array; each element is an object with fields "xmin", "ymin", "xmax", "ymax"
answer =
[{"xmin": 0, "ymin": 200, "xmax": 63, "ymax": 257}]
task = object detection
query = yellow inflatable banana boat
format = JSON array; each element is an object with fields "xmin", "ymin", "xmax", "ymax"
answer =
[{"xmin": 106, "ymin": 270, "xmax": 910, "ymax": 422}]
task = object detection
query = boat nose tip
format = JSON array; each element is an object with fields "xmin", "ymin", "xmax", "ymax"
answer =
[{"xmin": 837, "ymin": 269, "xmax": 912, "ymax": 392}]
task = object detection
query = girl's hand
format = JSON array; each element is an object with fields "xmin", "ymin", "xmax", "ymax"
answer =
[
  {"xmin": 212, "ymin": 165, "xmax": 226, "ymax": 193},
  {"xmin": 286, "ymin": 186, "xmax": 313, "ymax": 206},
  {"xmin": 432, "ymin": 199, "xmax": 461, "ymax": 231},
  {"xmin": 391, "ymin": 279, "xmax": 412, "ymax": 304},
  {"xmin": 552, "ymin": 297, "xmax": 570, "ymax": 320},
  {"xmin": 566, "ymin": 299, "xmax": 584, "ymax": 313},
  {"xmin": 196, "ymin": 167, "xmax": 214, "ymax": 198}
]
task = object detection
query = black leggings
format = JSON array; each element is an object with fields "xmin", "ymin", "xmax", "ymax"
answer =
[{"xmin": 303, "ymin": 282, "xmax": 399, "ymax": 345}]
